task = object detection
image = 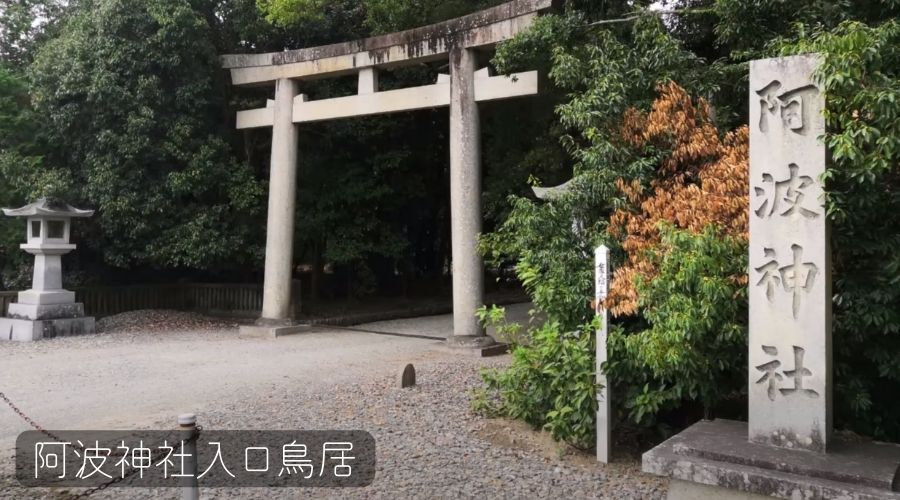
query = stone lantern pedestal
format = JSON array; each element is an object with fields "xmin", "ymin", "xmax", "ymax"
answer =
[{"xmin": 0, "ymin": 199, "xmax": 95, "ymax": 341}]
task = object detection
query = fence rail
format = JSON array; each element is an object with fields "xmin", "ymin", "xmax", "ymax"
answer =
[{"xmin": 0, "ymin": 283, "xmax": 272, "ymax": 318}]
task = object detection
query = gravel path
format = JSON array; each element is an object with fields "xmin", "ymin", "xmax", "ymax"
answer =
[
  {"xmin": 0, "ymin": 308, "xmax": 666, "ymax": 499},
  {"xmin": 96, "ymin": 310, "xmax": 241, "ymax": 334}
]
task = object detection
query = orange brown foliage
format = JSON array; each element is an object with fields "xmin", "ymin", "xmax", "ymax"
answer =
[{"xmin": 607, "ymin": 82, "xmax": 749, "ymax": 317}]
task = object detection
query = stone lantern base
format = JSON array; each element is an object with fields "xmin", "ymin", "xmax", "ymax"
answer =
[{"xmin": 0, "ymin": 297, "xmax": 95, "ymax": 342}]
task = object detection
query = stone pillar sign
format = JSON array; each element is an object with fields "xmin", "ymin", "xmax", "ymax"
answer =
[{"xmin": 748, "ymin": 54, "xmax": 831, "ymax": 452}]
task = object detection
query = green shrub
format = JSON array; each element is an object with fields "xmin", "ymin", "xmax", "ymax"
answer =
[
  {"xmin": 478, "ymin": 10, "xmax": 900, "ymax": 446},
  {"xmin": 607, "ymin": 225, "xmax": 748, "ymax": 425},
  {"xmin": 473, "ymin": 311, "xmax": 599, "ymax": 450}
]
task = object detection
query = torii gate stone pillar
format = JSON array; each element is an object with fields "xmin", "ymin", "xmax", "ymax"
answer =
[
  {"xmin": 448, "ymin": 47, "xmax": 486, "ymax": 344},
  {"xmin": 226, "ymin": 0, "xmax": 552, "ymax": 342},
  {"xmin": 260, "ymin": 78, "xmax": 300, "ymax": 323}
]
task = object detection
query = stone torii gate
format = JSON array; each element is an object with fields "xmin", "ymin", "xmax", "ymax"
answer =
[{"xmin": 223, "ymin": 0, "xmax": 550, "ymax": 346}]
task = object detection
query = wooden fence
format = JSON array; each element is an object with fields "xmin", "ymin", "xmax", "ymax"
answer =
[{"xmin": 0, "ymin": 283, "xmax": 276, "ymax": 318}]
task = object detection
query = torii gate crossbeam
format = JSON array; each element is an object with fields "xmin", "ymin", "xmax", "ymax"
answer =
[{"xmin": 224, "ymin": 0, "xmax": 551, "ymax": 347}]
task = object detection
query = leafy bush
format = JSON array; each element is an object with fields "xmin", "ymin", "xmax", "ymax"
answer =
[
  {"xmin": 480, "ymin": 5, "xmax": 900, "ymax": 449},
  {"xmin": 477, "ymin": 15, "xmax": 752, "ymax": 446},
  {"xmin": 475, "ymin": 304, "xmax": 526, "ymax": 345},
  {"xmin": 607, "ymin": 83, "xmax": 749, "ymax": 317},
  {"xmin": 608, "ymin": 225, "xmax": 747, "ymax": 425},
  {"xmin": 482, "ymin": 16, "xmax": 721, "ymax": 332},
  {"xmin": 477, "ymin": 69, "xmax": 751, "ymax": 448},
  {"xmin": 474, "ymin": 311, "xmax": 599, "ymax": 450},
  {"xmin": 476, "ymin": 225, "xmax": 747, "ymax": 448}
]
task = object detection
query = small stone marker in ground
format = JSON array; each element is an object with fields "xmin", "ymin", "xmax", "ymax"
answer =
[
  {"xmin": 400, "ymin": 364, "xmax": 416, "ymax": 388},
  {"xmin": 641, "ymin": 54, "xmax": 900, "ymax": 500}
]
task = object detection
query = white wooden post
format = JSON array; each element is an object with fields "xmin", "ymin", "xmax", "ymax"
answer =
[{"xmin": 595, "ymin": 245, "xmax": 611, "ymax": 463}]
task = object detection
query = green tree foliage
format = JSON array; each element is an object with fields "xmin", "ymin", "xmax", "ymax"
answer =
[
  {"xmin": 481, "ymin": 193, "xmax": 594, "ymax": 329},
  {"xmin": 608, "ymin": 225, "xmax": 747, "ymax": 424},
  {"xmin": 715, "ymin": 0, "xmax": 900, "ymax": 59},
  {"xmin": 363, "ymin": 0, "xmax": 504, "ymax": 33},
  {"xmin": 475, "ymin": 314, "xmax": 599, "ymax": 449},
  {"xmin": 0, "ymin": 66, "xmax": 36, "ymax": 159},
  {"xmin": 0, "ymin": 0, "xmax": 69, "ymax": 68},
  {"xmin": 483, "ymin": 15, "xmax": 719, "ymax": 331},
  {"xmin": 0, "ymin": 66, "xmax": 44, "ymax": 286},
  {"xmin": 479, "ymin": 1, "xmax": 900, "ymax": 447},
  {"xmin": 255, "ymin": 0, "xmax": 506, "ymax": 33},
  {"xmin": 255, "ymin": 0, "xmax": 329, "ymax": 26},
  {"xmin": 477, "ymin": 16, "xmax": 738, "ymax": 444},
  {"xmin": 294, "ymin": 114, "xmax": 421, "ymax": 296},
  {"xmin": 0, "ymin": 65, "xmax": 76, "ymax": 281},
  {"xmin": 28, "ymin": 0, "xmax": 264, "ymax": 271}
]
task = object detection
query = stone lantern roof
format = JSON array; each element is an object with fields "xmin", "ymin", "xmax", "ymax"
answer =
[
  {"xmin": 532, "ymin": 179, "xmax": 573, "ymax": 201},
  {"xmin": 2, "ymin": 198, "xmax": 94, "ymax": 218}
]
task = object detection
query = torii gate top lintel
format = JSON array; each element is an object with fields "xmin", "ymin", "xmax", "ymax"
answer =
[{"xmin": 221, "ymin": 0, "xmax": 553, "ymax": 87}]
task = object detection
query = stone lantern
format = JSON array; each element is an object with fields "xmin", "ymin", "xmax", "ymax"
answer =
[{"xmin": 0, "ymin": 198, "xmax": 95, "ymax": 341}]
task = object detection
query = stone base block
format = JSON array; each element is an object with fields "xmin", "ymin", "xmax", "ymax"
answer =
[
  {"xmin": 239, "ymin": 324, "xmax": 311, "ymax": 339},
  {"xmin": 443, "ymin": 335, "xmax": 509, "ymax": 357},
  {"xmin": 643, "ymin": 419, "xmax": 900, "ymax": 500},
  {"xmin": 7, "ymin": 302, "xmax": 85, "ymax": 320},
  {"xmin": 0, "ymin": 316, "xmax": 96, "ymax": 342},
  {"xmin": 667, "ymin": 479, "xmax": 772, "ymax": 500},
  {"xmin": 17, "ymin": 289, "xmax": 76, "ymax": 305}
]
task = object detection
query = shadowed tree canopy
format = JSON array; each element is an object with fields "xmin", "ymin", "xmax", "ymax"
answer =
[
  {"xmin": 0, "ymin": 0, "xmax": 69, "ymax": 69},
  {"xmin": 255, "ymin": 0, "xmax": 506, "ymax": 31},
  {"xmin": 28, "ymin": 0, "xmax": 265, "ymax": 271}
]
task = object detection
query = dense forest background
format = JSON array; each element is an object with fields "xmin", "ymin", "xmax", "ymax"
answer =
[{"xmin": 1, "ymin": 0, "xmax": 898, "ymax": 445}]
